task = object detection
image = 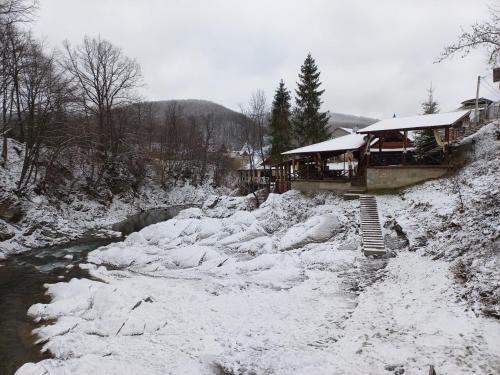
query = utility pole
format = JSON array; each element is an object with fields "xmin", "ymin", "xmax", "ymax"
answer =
[{"xmin": 474, "ymin": 75, "xmax": 481, "ymax": 126}]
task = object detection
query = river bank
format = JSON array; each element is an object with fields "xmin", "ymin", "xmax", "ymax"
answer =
[{"xmin": 0, "ymin": 206, "xmax": 189, "ymax": 375}]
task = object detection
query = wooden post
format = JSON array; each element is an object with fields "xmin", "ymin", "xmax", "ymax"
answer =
[
  {"xmin": 316, "ymin": 152, "xmax": 322, "ymax": 179},
  {"xmin": 474, "ymin": 75, "xmax": 480, "ymax": 126},
  {"xmin": 445, "ymin": 127, "xmax": 450, "ymax": 163},
  {"xmin": 402, "ymin": 130, "xmax": 407, "ymax": 164},
  {"xmin": 366, "ymin": 133, "xmax": 371, "ymax": 167},
  {"xmin": 378, "ymin": 135, "xmax": 383, "ymax": 165}
]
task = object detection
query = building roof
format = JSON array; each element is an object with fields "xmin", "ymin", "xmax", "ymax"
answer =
[
  {"xmin": 282, "ymin": 133, "xmax": 367, "ymax": 155},
  {"xmin": 357, "ymin": 110, "xmax": 470, "ymax": 133},
  {"xmin": 461, "ymin": 97, "xmax": 493, "ymax": 106}
]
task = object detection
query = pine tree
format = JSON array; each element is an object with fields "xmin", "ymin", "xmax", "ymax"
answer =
[
  {"xmin": 269, "ymin": 80, "xmax": 292, "ymax": 164},
  {"xmin": 421, "ymin": 84, "xmax": 439, "ymax": 114},
  {"xmin": 293, "ymin": 54, "xmax": 330, "ymax": 146},
  {"xmin": 414, "ymin": 85, "xmax": 440, "ymax": 162}
]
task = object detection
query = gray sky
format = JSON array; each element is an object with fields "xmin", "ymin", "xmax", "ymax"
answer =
[{"xmin": 33, "ymin": 0, "xmax": 498, "ymax": 119}]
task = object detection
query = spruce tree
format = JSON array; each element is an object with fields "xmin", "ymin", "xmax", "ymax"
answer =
[
  {"xmin": 414, "ymin": 85, "xmax": 440, "ymax": 163},
  {"xmin": 421, "ymin": 84, "xmax": 439, "ymax": 114},
  {"xmin": 270, "ymin": 79, "xmax": 292, "ymax": 164},
  {"xmin": 293, "ymin": 54, "xmax": 330, "ymax": 146}
]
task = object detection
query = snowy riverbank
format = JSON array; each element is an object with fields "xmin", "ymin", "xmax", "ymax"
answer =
[
  {"xmin": 0, "ymin": 139, "xmax": 228, "ymax": 259},
  {"xmin": 13, "ymin": 124, "xmax": 500, "ymax": 374}
]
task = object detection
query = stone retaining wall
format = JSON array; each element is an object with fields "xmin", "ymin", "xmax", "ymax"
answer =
[
  {"xmin": 366, "ymin": 166, "xmax": 450, "ymax": 190},
  {"xmin": 291, "ymin": 180, "xmax": 365, "ymax": 194}
]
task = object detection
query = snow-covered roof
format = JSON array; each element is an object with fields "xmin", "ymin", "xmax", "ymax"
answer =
[
  {"xmin": 282, "ymin": 133, "xmax": 367, "ymax": 155},
  {"xmin": 358, "ymin": 110, "xmax": 470, "ymax": 133},
  {"xmin": 339, "ymin": 127, "xmax": 354, "ymax": 133}
]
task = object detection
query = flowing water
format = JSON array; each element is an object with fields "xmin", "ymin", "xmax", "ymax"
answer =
[{"xmin": 0, "ymin": 206, "xmax": 185, "ymax": 375}]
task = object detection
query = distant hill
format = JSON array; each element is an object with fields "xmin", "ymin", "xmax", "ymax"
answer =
[
  {"xmin": 328, "ymin": 113, "xmax": 378, "ymax": 130},
  {"xmin": 145, "ymin": 99, "xmax": 248, "ymax": 149},
  {"xmin": 143, "ymin": 99, "xmax": 378, "ymax": 149}
]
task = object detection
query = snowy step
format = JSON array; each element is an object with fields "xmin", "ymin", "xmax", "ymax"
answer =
[
  {"xmin": 359, "ymin": 195, "xmax": 386, "ymax": 257},
  {"xmin": 362, "ymin": 241, "xmax": 385, "ymax": 246},
  {"xmin": 363, "ymin": 238, "xmax": 385, "ymax": 243},
  {"xmin": 363, "ymin": 248, "xmax": 387, "ymax": 256}
]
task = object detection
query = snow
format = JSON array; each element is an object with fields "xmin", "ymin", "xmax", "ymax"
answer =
[
  {"xmin": 282, "ymin": 133, "xmax": 366, "ymax": 155},
  {"xmin": 13, "ymin": 123, "xmax": 500, "ymax": 374},
  {"xmin": 358, "ymin": 110, "xmax": 470, "ymax": 133},
  {"xmin": 0, "ymin": 137, "xmax": 226, "ymax": 258},
  {"xmin": 280, "ymin": 214, "xmax": 341, "ymax": 250},
  {"xmin": 339, "ymin": 127, "xmax": 355, "ymax": 133}
]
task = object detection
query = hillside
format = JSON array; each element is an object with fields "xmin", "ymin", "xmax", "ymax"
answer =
[
  {"xmin": 146, "ymin": 99, "xmax": 248, "ymax": 149},
  {"xmin": 145, "ymin": 99, "xmax": 378, "ymax": 148},
  {"xmin": 328, "ymin": 112, "xmax": 378, "ymax": 130}
]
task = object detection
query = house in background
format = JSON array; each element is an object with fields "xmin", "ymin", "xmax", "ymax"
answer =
[
  {"xmin": 238, "ymin": 156, "xmax": 275, "ymax": 188},
  {"xmin": 459, "ymin": 97, "xmax": 493, "ymax": 123}
]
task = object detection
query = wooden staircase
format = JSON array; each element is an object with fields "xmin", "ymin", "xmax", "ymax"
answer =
[{"xmin": 360, "ymin": 195, "xmax": 386, "ymax": 256}]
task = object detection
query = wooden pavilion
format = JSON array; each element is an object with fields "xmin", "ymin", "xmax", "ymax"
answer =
[{"xmin": 277, "ymin": 110, "xmax": 471, "ymax": 193}]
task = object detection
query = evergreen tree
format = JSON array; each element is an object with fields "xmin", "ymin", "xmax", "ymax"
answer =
[
  {"xmin": 293, "ymin": 54, "xmax": 330, "ymax": 146},
  {"xmin": 269, "ymin": 79, "xmax": 292, "ymax": 164},
  {"xmin": 414, "ymin": 85, "xmax": 440, "ymax": 162},
  {"xmin": 421, "ymin": 84, "xmax": 439, "ymax": 114}
]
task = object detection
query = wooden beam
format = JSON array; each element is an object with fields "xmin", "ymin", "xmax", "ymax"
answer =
[{"xmin": 402, "ymin": 130, "xmax": 407, "ymax": 164}]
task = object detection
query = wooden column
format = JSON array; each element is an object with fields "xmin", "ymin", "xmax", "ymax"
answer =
[
  {"xmin": 402, "ymin": 130, "xmax": 407, "ymax": 164},
  {"xmin": 366, "ymin": 133, "xmax": 371, "ymax": 167},
  {"xmin": 445, "ymin": 127, "xmax": 450, "ymax": 162},
  {"xmin": 316, "ymin": 152, "xmax": 322, "ymax": 179}
]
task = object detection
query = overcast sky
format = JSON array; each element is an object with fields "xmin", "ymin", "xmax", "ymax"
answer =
[{"xmin": 33, "ymin": 0, "xmax": 498, "ymax": 119}]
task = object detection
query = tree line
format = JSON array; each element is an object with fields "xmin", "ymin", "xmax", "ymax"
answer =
[{"xmin": 0, "ymin": 0, "xmax": 235, "ymax": 198}]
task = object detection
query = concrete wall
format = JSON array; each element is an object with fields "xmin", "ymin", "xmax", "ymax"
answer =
[
  {"xmin": 291, "ymin": 180, "xmax": 365, "ymax": 194},
  {"xmin": 366, "ymin": 166, "xmax": 450, "ymax": 190}
]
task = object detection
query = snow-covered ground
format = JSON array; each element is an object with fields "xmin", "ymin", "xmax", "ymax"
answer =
[{"xmin": 15, "ymin": 124, "xmax": 500, "ymax": 374}]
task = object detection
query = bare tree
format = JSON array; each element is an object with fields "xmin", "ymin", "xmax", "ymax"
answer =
[
  {"xmin": 0, "ymin": 0, "xmax": 38, "ymax": 26},
  {"xmin": 437, "ymin": 7, "xmax": 500, "ymax": 66},
  {"xmin": 62, "ymin": 36, "xmax": 142, "ymax": 157},
  {"xmin": 1, "ymin": 24, "xmax": 29, "ymax": 162},
  {"xmin": 16, "ymin": 37, "xmax": 71, "ymax": 190},
  {"xmin": 199, "ymin": 113, "xmax": 215, "ymax": 184},
  {"xmin": 248, "ymin": 90, "xmax": 269, "ymax": 192},
  {"xmin": 240, "ymin": 90, "xmax": 270, "ymax": 205}
]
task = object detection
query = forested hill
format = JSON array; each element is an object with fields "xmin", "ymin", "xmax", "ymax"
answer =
[
  {"xmin": 328, "ymin": 113, "xmax": 378, "ymax": 130},
  {"xmin": 145, "ymin": 99, "xmax": 248, "ymax": 149},
  {"xmin": 144, "ymin": 99, "xmax": 378, "ymax": 149}
]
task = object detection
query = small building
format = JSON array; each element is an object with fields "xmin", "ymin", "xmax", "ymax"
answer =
[
  {"xmin": 238, "ymin": 156, "xmax": 275, "ymax": 188},
  {"xmin": 460, "ymin": 97, "xmax": 493, "ymax": 123},
  {"xmin": 278, "ymin": 133, "xmax": 368, "ymax": 193},
  {"xmin": 278, "ymin": 110, "xmax": 471, "ymax": 193}
]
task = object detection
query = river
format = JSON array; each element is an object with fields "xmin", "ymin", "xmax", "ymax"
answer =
[{"xmin": 0, "ymin": 206, "xmax": 185, "ymax": 375}]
